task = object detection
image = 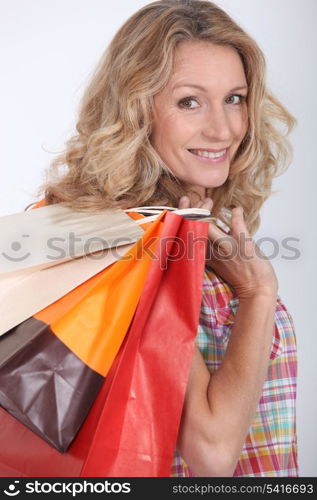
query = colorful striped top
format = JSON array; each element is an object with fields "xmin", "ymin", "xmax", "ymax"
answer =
[{"xmin": 170, "ymin": 266, "xmax": 298, "ymax": 477}]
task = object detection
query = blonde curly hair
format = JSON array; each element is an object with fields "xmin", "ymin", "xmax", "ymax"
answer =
[{"xmin": 39, "ymin": 0, "xmax": 296, "ymax": 235}]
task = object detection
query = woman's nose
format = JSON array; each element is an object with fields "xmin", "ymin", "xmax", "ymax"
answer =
[{"xmin": 202, "ymin": 105, "xmax": 232, "ymax": 142}]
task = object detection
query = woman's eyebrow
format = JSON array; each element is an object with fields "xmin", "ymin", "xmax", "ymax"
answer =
[{"xmin": 171, "ymin": 83, "xmax": 248, "ymax": 92}]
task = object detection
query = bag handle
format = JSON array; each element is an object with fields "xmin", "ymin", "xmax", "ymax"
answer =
[{"xmin": 125, "ymin": 207, "xmax": 218, "ymax": 225}]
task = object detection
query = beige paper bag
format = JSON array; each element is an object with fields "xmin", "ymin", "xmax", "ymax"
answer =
[
  {"xmin": 0, "ymin": 243, "xmax": 133, "ymax": 336},
  {"xmin": 0, "ymin": 203, "xmax": 143, "ymax": 275}
]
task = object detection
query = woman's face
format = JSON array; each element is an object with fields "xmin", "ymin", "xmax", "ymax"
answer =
[{"xmin": 150, "ymin": 41, "xmax": 249, "ymax": 197}]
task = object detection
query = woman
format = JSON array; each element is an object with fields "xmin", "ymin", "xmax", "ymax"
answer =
[{"xmin": 38, "ymin": 0, "xmax": 297, "ymax": 477}]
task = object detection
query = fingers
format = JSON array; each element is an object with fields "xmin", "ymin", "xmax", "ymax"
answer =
[
  {"xmin": 208, "ymin": 222, "xmax": 237, "ymax": 256},
  {"xmin": 200, "ymin": 197, "xmax": 213, "ymax": 212},
  {"xmin": 229, "ymin": 206, "xmax": 250, "ymax": 238},
  {"xmin": 207, "ymin": 206, "xmax": 250, "ymax": 255},
  {"xmin": 178, "ymin": 196, "xmax": 213, "ymax": 212},
  {"xmin": 178, "ymin": 196, "xmax": 191, "ymax": 209}
]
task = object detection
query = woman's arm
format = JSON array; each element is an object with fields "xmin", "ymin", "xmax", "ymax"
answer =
[
  {"xmin": 176, "ymin": 196, "xmax": 279, "ymax": 476},
  {"xmin": 176, "ymin": 291, "xmax": 277, "ymax": 477}
]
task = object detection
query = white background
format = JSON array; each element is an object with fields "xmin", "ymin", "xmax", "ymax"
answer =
[{"xmin": 1, "ymin": 0, "xmax": 316, "ymax": 476}]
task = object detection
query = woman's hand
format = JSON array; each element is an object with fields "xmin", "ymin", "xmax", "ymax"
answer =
[{"xmin": 178, "ymin": 195, "xmax": 278, "ymax": 300}]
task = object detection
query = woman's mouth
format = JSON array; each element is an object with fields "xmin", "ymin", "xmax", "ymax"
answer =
[{"xmin": 187, "ymin": 148, "xmax": 228, "ymax": 163}]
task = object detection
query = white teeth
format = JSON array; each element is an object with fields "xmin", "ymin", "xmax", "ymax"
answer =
[{"xmin": 190, "ymin": 149, "xmax": 226, "ymax": 158}]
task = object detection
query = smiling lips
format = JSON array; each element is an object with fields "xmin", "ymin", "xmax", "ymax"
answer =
[{"xmin": 188, "ymin": 148, "xmax": 228, "ymax": 162}]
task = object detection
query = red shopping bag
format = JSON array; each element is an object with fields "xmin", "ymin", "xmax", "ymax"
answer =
[
  {"xmin": 81, "ymin": 211, "xmax": 208, "ymax": 477},
  {"xmin": 0, "ymin": 211, "xmax": 208, "ymax": 477}
]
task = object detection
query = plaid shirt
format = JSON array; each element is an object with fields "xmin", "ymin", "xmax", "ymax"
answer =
[{"xmin": 170, "ymin": 266, "xmax": 298, "ymax": 477}]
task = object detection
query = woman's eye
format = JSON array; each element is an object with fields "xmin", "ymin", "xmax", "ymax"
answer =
[
  {"xmin": 225, "ymin": 94, "xmax": 246, "ymax": 105},
  {"xmin": 178, "ymin": 96, "xmax": 199, "ymax": 110}
]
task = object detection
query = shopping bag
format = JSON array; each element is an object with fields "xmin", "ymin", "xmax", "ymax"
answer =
[
  {"xmin": 0, "ymin": 204, "xmax": 211, "ymax": 336},
  {"xmin": 0, "ymin": 242, "xmax": 134, "ymax": 336},
  {"xmin": 0, "ymin": 366, "xmax": 114, "ymax": 476},
  {"xmin": 81, "ymin": 210, "xmax": 208, "ymax": 476},
  {"xmin": 0, "ymin": 212, "xmax": 164, "ymax": 453},
  {"xmin": 0, "ymin": 211, "xmax": 208, "ymax": 477},
  {"xmin": 0, "ymin": 203, "xmax": 143, "ymax": 274}
]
